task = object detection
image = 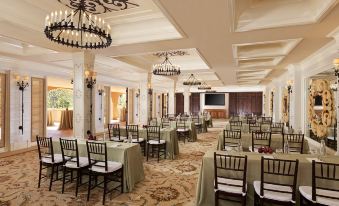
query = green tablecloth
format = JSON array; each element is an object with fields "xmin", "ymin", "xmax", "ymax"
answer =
[
  {"xmin": 52, "ymin": 139, "xmax": 144, "ymax": 192},
  {"xmin": 120, "ymin": 127, "xmax": 179, "ymax": 159},
  {"xmin": 196, "ymin": 151, "xmax": 339, "ymax": 205},
  {"xmin": 217, "ymin": 132, "xmax": 310, "ymax": 154}
]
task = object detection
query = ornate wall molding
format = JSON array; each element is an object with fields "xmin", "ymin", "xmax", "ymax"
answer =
[{"xmin": 308, "ymin": 79, "xmax": 335, "ymax": 138}]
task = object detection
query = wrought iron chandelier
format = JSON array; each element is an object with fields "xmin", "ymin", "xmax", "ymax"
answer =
[
  {"xmin": 153, "ymin": 51, "xmax": 187, "ymax": 76},
  {"xmin": 44, "ymin": 0, "xmax": 115, "ymax": 49},
  {"xmin": 183, "ymin": 74, "xmax": 201, "ymax": 86},
  {"xmin": 198, "ymin": 81, "xmax": 211, "ymax": 90}
]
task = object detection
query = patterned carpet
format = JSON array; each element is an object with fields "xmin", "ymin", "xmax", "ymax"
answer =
[{"xmin": 0, "ymin": 121, "xmax": 225, "ymax": 206}]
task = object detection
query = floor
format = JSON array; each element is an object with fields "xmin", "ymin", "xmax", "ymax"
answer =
[{"xmin": 0, "ymin": 120, "xmax": 226, "ymax": 206}]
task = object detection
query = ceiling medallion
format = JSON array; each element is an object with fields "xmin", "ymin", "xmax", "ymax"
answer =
[
  {"xmin": 152, "ymin": 51, "xmax": 188, "ymax": 76},
  {"xmin": 44, "ymin": 0, "xmax": 113, "ymax": 49},
  {"xmin": 198, "ymin": 82, "xmax": 211, "ymax": 90},
  {"xmin": 183, "ymin": 74, "xmax": 201, "ymax": 86},
  {"xmin": 58, "ymin": 0, "xmax": 139, "ymax": 14}
]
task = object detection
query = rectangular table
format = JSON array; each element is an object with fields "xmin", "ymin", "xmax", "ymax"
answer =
[
  {"xmin": 120, "ymin": 127, "xmax": 179, "ymax": 159},
  {"xmin": 52, "ymin": 138, "xmax": 144, "ymax": 192},
  {"xmin": 196, "ymin": 151, "xmax": 339, "ymax": 205},
  {"xmin": 217, "ymin": 132, "xmax": 310, "ymax": 154}
]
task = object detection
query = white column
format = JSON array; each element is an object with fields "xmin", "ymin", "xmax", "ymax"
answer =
[
  {"xmin": 139, "ymin": 74, "xmax": 149, "ymax": 125},
  {"xmin": 290, "ymin": 65, "xmax": 302, "ymax": 130},
  {"xmin": 184, "ymin": 87, "xmax": 190, "ymax": 114},
  {"xmin": 168, "ymin": 80, "xmax": 176, "ymax": 115},
  {"xmin": 72, "ymin": 51, "xmax": 95, "ymax": 138}
]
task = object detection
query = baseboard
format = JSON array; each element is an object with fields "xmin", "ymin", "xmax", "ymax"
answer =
[{"xmin": 0, "ymin": 146, "xmax": 37, "ymax": 158}]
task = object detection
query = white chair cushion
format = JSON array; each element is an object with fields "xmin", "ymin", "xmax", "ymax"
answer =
[
  {"xmin": 299, "ymin": 186, "xmax": 339, "ymax": 206},
  {"xmin": 215, "ymin": 177, "xmax": 247, "ymax": 196},
  {"xmin": 254, "ymin": 181, "xmax": 293, "ymax": 202},
  {"xmin": 111, "ymin": 136, "xmax": 126, "ymax": 142},
  {"xmin": 224, "ymin": 144, "xmax": 239, "ymax": 151},
  {"xmin": 65, "ymin": 157, "xmax": 92, "ymax": 168},
  {"xmin": 90, "ymin": 161, "xmax": 122, "ymax": 173},
  {"xmin": 177, "ymin": 128, "xmax": 189, "ymax": 132},
  {"xmin": 194, "ymin": 123, "xmax": 202, "ymax": 126},
  {"xmin": 42, "ymin": 154, "xmax": 70, "ymax": 164},
  {"xmin": 132, "ymin": 138, "xmax": 144, "ymax": 143},
  {"xmin": 148, "ymin": 139, "xmax": 166, "ymax": 145}
]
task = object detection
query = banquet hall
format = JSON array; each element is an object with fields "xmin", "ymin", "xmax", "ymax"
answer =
[{"xmin": 0, "ymin": 0, "xmax": 339, "ymax": 205}]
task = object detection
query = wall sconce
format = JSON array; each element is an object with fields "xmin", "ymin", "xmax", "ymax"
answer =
[
  {"xmin": 98, "ymin": 89, "xmax": 104, "ymax": 121},
  {"xmin": 286, "ymin": 80, "xmax": 293, "ymax": 128},
  {"xmin": 271, "ymin": 88, "xmax": 275, "ymax": 114},
  {"xmin": 16, "ymin": 75, "xmax": 29, "ymax": 134},
  {"xmin": 85, "ymin": 70, "xmax": 97, "ymax": 132},
  {"xmin": 333, "ymin": 58, "xmax": 339, "ymax": 78},
  {"xmin": 287, "ymin": 80, "xmax": 293, "ymax": 94}
]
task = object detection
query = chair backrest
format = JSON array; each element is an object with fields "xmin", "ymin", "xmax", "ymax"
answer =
[
  {"xmin": 261, "ymin": 117, "xmax": 272, "ymax": 124},
  {"xmin": 249, "ymin": 121, "xmax": 261, "ymax": 132},
  {"xmin": 148, "ymin": 118, "xmax": 158, "ymax": 126},
  {"xmin": 231, "ymin": 115, "xmax": 240, "ymax": 121},
  {"xmin": 283, "ymin": 133, "xmax": 304, "ymax": 154},
  {"xmin": 223, "ymin": 130, "xmax": 241, "ymax": 149},
  {"xmin": 147, "ymin": 126, "xmax": 161, "ymax": 142},
  {"xmin": 251, "ymin": 131, "xmax": 271, "ymax": 151},
  {"xmin": 126, "ymin": 124, "xmax": 139, "ymax": 141},
  {"xmin": 86, "ymin": 141, "xmax": 108, "ymax": 172},
  {"xmin": 108, "ymin": 124, "xmax": 120, "ymax": 141},
  {"xmin": 229, "ymin": 121, "xmax": 242, "ymax": 131},
  {"xmin": 161, "ymin": 118, "xmax": 171, "ymax": 128},
  {"xmin": 271, "ymin": 122, "xmax": 284, "ymax": 134},
  {"xmin": 59, "ymin": 138, "xmax": 80, "ymax": 167},
  {"xmin": 312, "ymin": 161, "xmax": 339, "ymax": 202},
  {"xmin": 167, "ymin": 114, "xmax": 176, "ymax": 121},
  {"xmin": 176, "ymin": 120, "xmax": 187, "ymax": 129},
  {"xmin": 214, "ymin": 152, "xmax": 247, "ymax": 194},
  {"xmin": 36, "ymin": 136, "xmax": 54, "ymax": 162},
  {"xmin": 260, "ymin": 157, "xmax": 299, "ymax": 202},
  {"xmin": 192, "ymin": 116, "xmax": 200, "ymax": 124}
]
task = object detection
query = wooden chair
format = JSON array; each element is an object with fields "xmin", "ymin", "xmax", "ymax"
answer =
[
  {"xmin": 254, "ymin": 157, "xmax": 299, "ymax": 206},
  {"xmin": 251, "ymin": 131, "xmax": 271, "ymax": 152},
  {"xmin": 86, "ymin": 141, "xmax": 123, "ymax": 205},
  {"xmin": 60, "ymin": 138, "xmax": 91, "ymax": 196},
  {"xmin": 229, "ymin": 121, "xmax": 242, "ymax": 131},
  {"xmin": 37, "ymin": 136, "xmax": 67, "ymax": 191},
  {"xmin": 249, "ymin": 120, "xmax": 261, "ymax": 133},
  {"xmin": 108, "ymin": 124, "xmax": 126, "ymax": 142},
  {"xmin": 161, "ymin": 118, "xmax": 171, "ymax": 128},
  {"xmin": 126, "ymin": 125, "xmax": 146, "ymax": 156},
  {"xmin": 261, "ymin": 117, "xmax": 273, "ymax": 124},
  {"xmin": 176, "ymin": 120, "xmax": 190, "ymax": 143},
  {"xmin": 223, "ymin": 130, "xmax": 241, "ymax": 151},
  {"xmin": 214, "ymin": 152, "xmax": 248, "ymax": 206},
  {"xmin": 192, "ymin": 116, "xmax": 203, "ymax": 133},
  {"xmin": 271, "ymin": 122, "xmax": 284, "ymax": 134},
  {"xmin": 146, "ymin": 126, "xmax": 166, "ymax": 162},
  {"xmin": 299, "ymin": 161, "xmax": 339, "ymax": 206},
  {"xmin": 148, "ymin": 118, "xmax": 158, "ymax": 126},
  {"xmin": 246, "ymin": 116, "xmax": 255, "ymax": 124},
  {"xmin": 283, "ymin": 133, "xmax": 305, "ymax": 154},
  {"xmin": 230, "ymin": 115, "xmax": 240, "ymax": 121}
]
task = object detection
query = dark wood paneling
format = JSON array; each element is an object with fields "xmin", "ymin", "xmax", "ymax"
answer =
[
  {"xmin": 175, "ymin": 93, "xmax": 184, "ymax": 115},
  {"xmin": 190, "ymin": 93, "xmax": 200, "ymax": 114},
  {"xmin": 229, "ymin": 92, "xmax": 262, "ymax": 116},
  {"xmin": 204, "ymin": 109, "xmax": 226, "ymax": 119}
]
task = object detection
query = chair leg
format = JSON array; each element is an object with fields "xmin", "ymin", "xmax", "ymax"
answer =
[
  {"xmin": 87, "ymin": 171, "xmax": 91, "ymax": 201},
  {"xmin": 121, "ymin": 167, "xmax": 124, "ymax": 193},
  {"xmin": 75, "ymin": 170, "xmax": 80, "ymax": 197},
  {"xmin": 242, "ymin": 195, "xmax": 247, "ymax": 206},
  {"xmin": 103, "ymin": 175, "xmax": 107, "ymax": 205},
  {"xmin": 49, "ymin": 164, "xmax": 54, "ymax": 191},
  {"xmin": 143, "ymin": 141, "xmax": 146, "ymax": 156},
  {"xmin": 164, "ymin": 143, "xmax": 167, "ymax": 159},
  {"xmin": 214, "ymin": 191, "xmax": 218, "ymax": 206},
  {"xmin": 146, "ymin": 143, "xmax": 149, "ymax": 161},
  {"xmin": 62, "ymin": 166, "xmax": 66, "ymax": 194},
  {"xmin": 157, "ymin": 145, "xmax": 160, "ymax": 163},
  {"xmin": 38, "ymin": 162, "xmax": 42, "ymax": 188}
]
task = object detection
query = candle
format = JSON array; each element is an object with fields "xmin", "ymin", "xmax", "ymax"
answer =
[
  {"xmin": 64, "ymin": 10, "xmax": 68, "ymax": 23},
  {"xmin": 45, "ymin": 16, "xmax": 49, "ymax": 27},
  {"xmin": 89, "ymin": 14, "xmax": 91, "ymax": 26},
  {"xmin": 51, "ymin": 12, "xmax": 54, "ymax": 23},
  {"xmin": 54, "ymin": 11, "xmax": 57, "ymax": 23},
  {"xmin": 83, "ymin": 13, "xmax": 86, "ymax": 25},
  {"xmin": 71, "ymin": 10, "xmax": 74, "ymax": 23},
  {"xmin": 98, "ymin": 17, "xmax": 101, "ymax": 28},
  {"xmin": 94, "ymin": 16, "xmax": 97, "ymax": 27},
  {"xmin": 59, "ymin": 10, "xmax": 62, "ymax": 22}
]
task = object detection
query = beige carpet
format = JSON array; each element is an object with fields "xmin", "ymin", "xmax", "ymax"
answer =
[{"xmin": 0, "ymin": 120, "xmax": 225, "ymax": 206}]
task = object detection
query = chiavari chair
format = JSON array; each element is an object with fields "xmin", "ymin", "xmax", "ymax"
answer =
[
  {"xmin": 148, "ymin": 118, "xmax": 158, "ymax": 126},
  {"xmin": 176, "ymin": 120, "xmax": 190, "ymax": 143},
  {"xmin": 223, "ymin": 130, "xmax": 241, "ymax": 151},
  {"xmin": 254, "ymin": 157, "xmax": 299, "ymax": 206},
  {"xmin": 192, "ymin": 115, "xmax": 203, "ymax": 133},
  {"xmin": 271, "ymin": 122, "xmax": 284, "ymax": 134},
  {"xmin": 251, "ymin": 131, "xmax": 272, "ymax": 152},
  {"xmin": 86, "ymin": 141, "xmax": 123, "ymax": 205},
  {"xmin": 161, "ymin": 118, "xmax": 171, "ymax": 128},
  {"xmin": 146, "ymin": 126, "xmax": 166, "ymax": 162},
  {"xmin": 283, "ymin": 133, "xmax": 305, "ymax": 154},
  {"xmin": 229, "ymin": 121, "xmax": 242, "ymax": 131},
  {"xmin": 214, "ymin": 152, "xmax": 248, "ymax": 206},
  {"xmin": 126, "ymin": 125, "xmax": 146, "ymax": 156},
  {"xmin": 60, "ymin": 138, "xmax": 91, "ymax": 196},
  {"xmin": 231, "ymin": 115, "xmax": 240, "ymax": 121},
  {"xmin": 108, "ymin": 124, "xmax": 126, "ymax": 142},
  {"xmin": 37, "ymin": 136, "xmax": 68, "ymax": 191},
  {"xmin": 249, "ymin": 120, "xmax": 261, "ymax": 133},
  {"xmin": 299, "ymin": 161, "xmax": 339, "ymax": 205}
]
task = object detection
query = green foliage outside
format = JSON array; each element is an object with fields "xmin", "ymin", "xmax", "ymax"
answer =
[
  {"xmin": 47, "ymin": 88, "xmax": 73, "ymax": 109},
  {"xmin": 118, "ymin": 94, "xmax": 126, "ymax": 108}
]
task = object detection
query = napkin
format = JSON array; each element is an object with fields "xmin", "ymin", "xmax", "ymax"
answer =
[{"xmin": 306, "ymin": 158, "xmax": 322, "ymax": 163}]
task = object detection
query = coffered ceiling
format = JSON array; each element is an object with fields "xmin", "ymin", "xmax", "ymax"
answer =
[{"xmin": 0, "ymin": 0, "xmax": 337, "ymax": 89}]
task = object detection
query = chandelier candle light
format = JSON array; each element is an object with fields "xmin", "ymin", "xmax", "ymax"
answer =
[
  {"xmin": 183, "ymin": 74, "xmax": 201, "ymax": 86},
  {"xmin": 153, "ymin": 51, "xmax": 187, "ymax": 76},
  {"xmin": 44, "ymin": 2, "xmax": 112, "ymax": 49},
  {"xmin": 198, "ymin": 81, "xmax": 212, "ymax": 90}
]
